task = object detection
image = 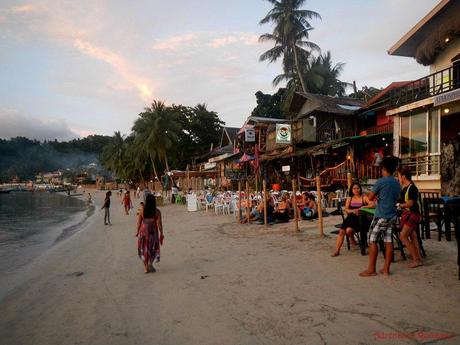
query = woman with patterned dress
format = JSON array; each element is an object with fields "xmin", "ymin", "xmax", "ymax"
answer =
[{"xmin": 136, "ymin": 194, "xmax": 164, "ymax": 273}]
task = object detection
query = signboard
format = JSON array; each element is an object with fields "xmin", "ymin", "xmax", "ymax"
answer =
[
  {"xmin": 186, "ymin": 194, "xmax": 198, "ymax": 212},
  {"xmin": 281, "ymin": 165, "xmax": 290, "ymax": 172},
  {"xmin": 225, "ymin": 169, "xmax": 247, "ymax": 181},
  {"xmin": 245, "ymin": 128, "xmax": 255, "ymax": 142},
  {"xmin": 434, "ymin": 88, "xmax": 460, "ymax": 107},
  {"xmin": 276, "ymin": 124, "xmax": 292, "ymax": 144}
]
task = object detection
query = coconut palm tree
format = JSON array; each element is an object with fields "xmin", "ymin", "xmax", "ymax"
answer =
[
  {"xmin": 259, "ymin": 0, "xmax": 321, "ymax": 92},
  {"xmin": 132, "ymin": 100, "xmax": 182, "ymax": 179},
  {"xmin": 100, "ymin": 131, "xmax": 125, "ymax": 176}
]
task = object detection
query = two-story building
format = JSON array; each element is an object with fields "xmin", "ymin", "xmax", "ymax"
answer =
[{"xmin": 387, "ymin": 0, "xmax": 460, "ymax": 193}]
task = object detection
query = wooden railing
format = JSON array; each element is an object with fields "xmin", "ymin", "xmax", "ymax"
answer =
[
  {"xmin": 354, "ymin": 161, "xmax": 381, "ymax": 180},
  {"xmin": 316, "ymin": 128, "xmax": 355, "ymax": 142},
  {"xmin": 388, "ymin": 65, "xmax": 459, "ymax": 108},
  {"xmin": 361, "ymin": 122, "xmax": 392, "ymax": 136}
]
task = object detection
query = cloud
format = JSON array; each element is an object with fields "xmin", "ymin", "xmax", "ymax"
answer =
[
  {"xmin": 209, "ymin": 33, "xmax": 259, "ymax": 48},
  {"xmin": 73, "ymin": 39, "xmax": 157, "ymax": 102},
  {"xmin": 152, "ymin": 33, "xmax": 198, "ymax": 51},
  {"xmin": 9, "ymin": 4, "xmax": 36, "ymax": 13},
  {"xmin": 0, "ymin": 110, "xmax": 80, "ymax": 140}
]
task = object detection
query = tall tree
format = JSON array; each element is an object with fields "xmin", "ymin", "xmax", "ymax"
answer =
[
  {"xmin": 100, "ymin": 131, "xmax": 125, "ymax": 176},
  {"xmin": 259, "ymin": 0, "xmax": 321, "ymax": 92},
  {"xmin": 132, "ymin": 100, "xmax": 182, "ymax": 178}
]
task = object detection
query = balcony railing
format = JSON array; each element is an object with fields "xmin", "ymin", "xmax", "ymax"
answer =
[
  {"xmin": 401, "ymin": 154, "xmax": 440, "ymax": 177},
  {"xmin": 361, "ymin": 122, "xmax": 393, "ymax": 136},
  {"xmin": 388, "ymin": 65, "xmax": 459, "ymax": 108},
  {"xmin": 316, "ymin": 128, "xmax": 355, "ymax": 142}
]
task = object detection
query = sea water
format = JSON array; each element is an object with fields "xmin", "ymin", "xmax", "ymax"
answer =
[{"xmin": 0, "ymin": 192, "xmax": 92, "ymax": 277}]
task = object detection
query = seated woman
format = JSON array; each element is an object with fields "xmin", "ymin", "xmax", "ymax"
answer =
[
  {"xmin": 273, "ymin": 193, "xmax": 291, "ymax": 223},
  {"xmin": 331, "ymin": 183, "xmax": 373, "ymax": 257},
  {"xmin": 302, "ymin": 193, "xmax": 318, "ymax": 220},
  {"xmin": 240, "ymin": 200, "xmax": 259, "ymax": 223}
]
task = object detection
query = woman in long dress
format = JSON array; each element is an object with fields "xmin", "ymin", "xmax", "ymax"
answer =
[{"xmin": 136, "ymin": 194, "xmax": 164, "ymax": 273}]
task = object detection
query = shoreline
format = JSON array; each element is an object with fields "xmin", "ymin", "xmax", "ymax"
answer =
[{"xmin": 0, "ymin": 192, "xmax": 100, "ymax": 300}]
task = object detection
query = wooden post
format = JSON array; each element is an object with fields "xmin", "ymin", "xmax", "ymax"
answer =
[
  {"xmin": 246, "ymin": 180, "xmax": 250, "ymax": 225},
  {"xmin": 316, "ymin": 176, "xmax": 324, "ymax": 237},
  {"xmin": 347, "ymin": 172, "xmax": 352, "ymax": 191},
  {"xmin": 263, "ymin": 178, "xmax": 267, "ymax": 226},
  {"xmin": 292, "ymin": 178, "xmax": 299, "ymax": 232},
  {"xmin": 238, "ymin": 179, "xmax": 242, "ymax": 223}
]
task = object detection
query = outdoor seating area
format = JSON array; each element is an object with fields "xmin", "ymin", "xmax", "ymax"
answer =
[{"xmin": 172, "ymin": 185, "xmax": 460, "ymax": 279}]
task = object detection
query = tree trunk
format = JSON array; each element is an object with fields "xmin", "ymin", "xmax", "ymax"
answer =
[
  {"xmin": 138, "ymin": 168, "xmax": 145, "ymax": 186},
  {"xmin": 292, "ymin": 42, "xmax": 307, "ymax": 93},
  {"xmin": 150, "ymin": 155, "xmax": 159, "ymax": 180}
]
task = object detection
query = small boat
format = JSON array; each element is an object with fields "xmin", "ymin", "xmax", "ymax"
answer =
[{"xmin": 0, "ymin": 189, "xmax": 11, "ymax": 194}]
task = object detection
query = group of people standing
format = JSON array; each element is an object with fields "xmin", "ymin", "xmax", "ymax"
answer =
[
  {"xmin": 100, "ymin": 187, "xmax": 165, "ymax": 274},
  {"xmin": 331, "ymin": 156, "xmax": 424, "ymax": 276}
]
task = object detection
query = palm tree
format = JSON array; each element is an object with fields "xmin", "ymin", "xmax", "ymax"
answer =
[
  {"xmin": 100, "ymin": 131, "xmax": 125, "ymax": 177},
  {"xmin": 132, "ymin": 100, "xmax": 182, "ymax": 179},
  {"xmin": 259, "ymin": 0, "xmax": 321, "ymax": 92}
]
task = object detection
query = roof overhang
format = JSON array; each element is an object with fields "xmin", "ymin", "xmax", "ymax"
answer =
[{"xmin": 388, "ymin": 0, "xmax": 453, "ymax": 58}]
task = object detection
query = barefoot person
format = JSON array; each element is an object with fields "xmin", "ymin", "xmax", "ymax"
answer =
[
  {"xmin": 101, "ymin": 191, "xmax": 112, "ymax": 225},
  {"xmin": 136, "ymin": 194, "xmax": 164, "ymax": 273},
  {"xmin": 397, "ymin": 166, "xmax": 423, "ymax": 268},
  {"xmin": 360, "ymin": 157, "xmax": 400, "ymax": 277},
  {"xmin": 331, "ymin": 183, "xmax": 373, "ymax": 257},
  {"xmin": 123, "ymin": 190, "xmax": 132, "ymax": 215}
]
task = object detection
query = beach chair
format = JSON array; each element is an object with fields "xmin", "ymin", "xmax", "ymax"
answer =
[{"xmin": 205, "ymin": 194, "xmax": 214, "ymax": 212}]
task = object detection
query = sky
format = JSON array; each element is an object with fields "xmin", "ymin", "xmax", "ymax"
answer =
[{"xmin": 0, "ymin": 0, "xmax": 440, "ymax": 141}]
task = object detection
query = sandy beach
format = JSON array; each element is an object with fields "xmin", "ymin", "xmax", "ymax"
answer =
[{"xmin": 1, "ymin": 190, "xmax": 459, "ymax": 345}]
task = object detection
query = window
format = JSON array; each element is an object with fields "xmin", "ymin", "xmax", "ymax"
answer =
[{"xmin": 410, "ymin": 112, "xmax": 427, "ymax": 154}]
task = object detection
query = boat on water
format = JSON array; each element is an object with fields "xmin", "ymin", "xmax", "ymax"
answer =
[{"xmin": 0, "ymin": 189, "xmax": 12, "ymax": 194}]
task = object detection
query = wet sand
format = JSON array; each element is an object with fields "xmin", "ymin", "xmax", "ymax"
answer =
[{"xmin": 1, "ymin": 190, "xmax": 459, "ymax": 345}]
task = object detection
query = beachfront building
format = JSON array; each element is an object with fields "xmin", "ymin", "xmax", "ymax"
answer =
[{"xmin": 387, "ymin": 0, "xmax": 460, "ymax": 193}]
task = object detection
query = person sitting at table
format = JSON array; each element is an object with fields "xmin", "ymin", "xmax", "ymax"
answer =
[
  {"xmin": 240, "ymin": 199, "xmax": 259, "ymax": 223},
  {"xmin": 273, "ymin": 193, "xmax": 291, "ymax": 223},
  {"xmin": 396, "ymin": 166, "xmax": 423, "ymax": 268},
  {"xmin": 302, "ymin": 193, "xmax": 318, "ymax": 220},
  {"xmin": 331, "ymin": 183, "xmax": 373, "ymax": 257}
]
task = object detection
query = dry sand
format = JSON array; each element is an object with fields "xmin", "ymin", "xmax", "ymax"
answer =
[{"xmin": 1, "ymin": 190, "xmax": 459, "ymax": 345}]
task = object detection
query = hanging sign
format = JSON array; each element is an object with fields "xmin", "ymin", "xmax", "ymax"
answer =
[
  {"xmin": 276, "ymin": 124, "xmax": 292, "ymax": 144},
  {"xmin": 245, "ymin": 128, "xmax": 255, "ymax": 142}
]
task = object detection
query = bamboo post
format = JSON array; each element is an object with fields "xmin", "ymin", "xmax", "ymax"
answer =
[
  {"xmin": 263, "ymin": 178, "xmax": 267, "ymax": 226},
  {"xmin": 347, "ymin": 172, "xmax": 352, "ymax": 191},
  {"xmin": 292, "ymin": 178, "xmax": 299, "ymax": 232},
  {"xmin": 238, "ymin": 180, "xmax": 242, "ymax": 223},
  {"xmin": 316, "ymin": 176, "xmax": 324, "ymax": 237},
  {"xmin": 246, "ymin": 180, "xmax": 250, "ymax": 225}
]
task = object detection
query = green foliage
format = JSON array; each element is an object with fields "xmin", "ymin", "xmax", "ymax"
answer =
[
  {"xmin": 0, "ymin": 135, "xmax": 111, "ymax": 182},
  {"xmin": 100, "ymin": 101, "xmax": 224, "ymax": 183},
  {"xmin": 348, "ymin": 85, "xmax": 382, "ymax": 102},
  {"xmin": 259, "ymin": 0, "xmax": 321, "ymax": 92},
  {"xmin": 251, "ymin": 88, "xmax": 288, "ymax": 118}
]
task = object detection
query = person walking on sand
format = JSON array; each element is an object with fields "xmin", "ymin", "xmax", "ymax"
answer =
[
  {"xmin": 101, "ymin": 191, "xmax": 112, "ymax": 225},
  {"xmin": 396, "ymin": 166, "xmax": 423, "ymax": 269},
  {"xmin": 123, "ymin": 190, "xmax": 132, "ymax": 215},
  {"xmin": 360, "ymin": 157, "xmax": 400, "ymax": 277},
  {"xmin": 136, "ymin": 194, "xmax": 164, "ymax": 273}
]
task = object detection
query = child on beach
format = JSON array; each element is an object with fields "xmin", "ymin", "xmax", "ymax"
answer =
[
  {"xmin": 360, "ymin": 156, "xmax": 400, "ymax": 277},
  {"xmin": 396, "ymin": 166, "xmax": 423, "ymax": 268},
  {"xmin": 101, "ymin": 191, "xmax": 112, "ymax": 225},
  {"xmin": 123, "ymin": 190, "xmax": 132, "ymax": 215}
]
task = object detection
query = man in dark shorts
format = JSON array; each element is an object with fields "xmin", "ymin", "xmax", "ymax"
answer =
[
  {"xmin": 397, "ymin": 166, "xmax": 423, "ymax": 268},
  {"xmin": 360, "ymin": 157, "xmax": 400, "ymax": 277}
]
